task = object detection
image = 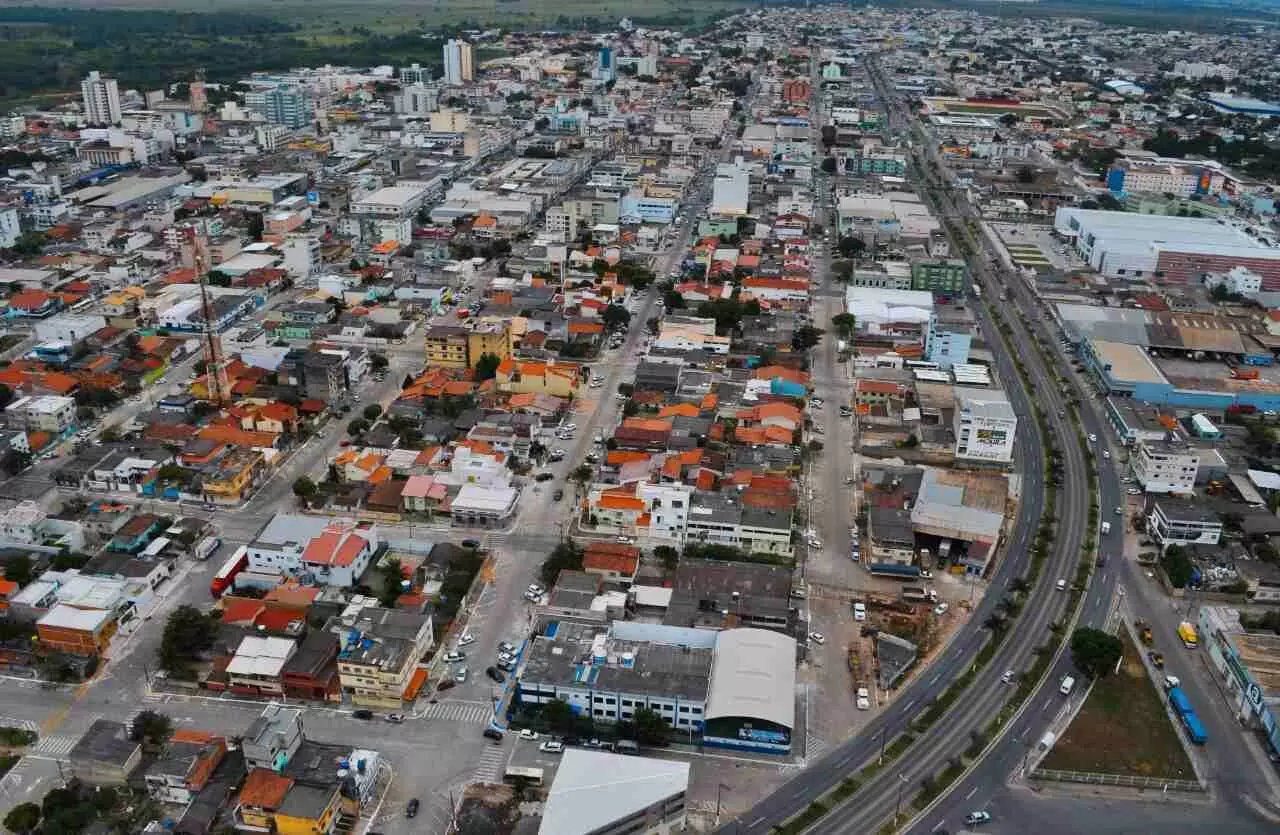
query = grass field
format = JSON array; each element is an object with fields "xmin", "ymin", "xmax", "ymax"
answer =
[{"xmin": 1040, "ymin": 632, "xmax": 1195, "ymax": 780}]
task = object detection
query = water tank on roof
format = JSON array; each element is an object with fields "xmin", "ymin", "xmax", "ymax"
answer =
[{"xmin": 621, "ymin": 652, "xmax": 635, "ymax": 668}]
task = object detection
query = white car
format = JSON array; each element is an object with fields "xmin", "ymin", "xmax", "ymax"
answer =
[
  {"xmin": 539, "ymin": 740, "xmax": 564, "ymax": 753},
  {"xmin": 519, "ymin": 729, "xmax": 539, "ymax": 741},
  {"xmin": 933, "ymin": 603, "xmax": 949, "ymax": 616},
  {"xmin": 856, "ymin": 687, "xmax": 871, "ymax": 710},
  {"xmin": 807, "ymin": 538, "xmax": 822, "ymax": 549},
  {"xmin": 454, "ymin": 668, "xmax": 468, "ymax": 682},
  {"xmin": 1103, "ymin": 450, "xmax": 1111, "ymax": 459},
  {"xmin": 1088, "ymin": 433, "xmax": 1097, "ymax": 443},
  {"xmin": 562, "ymin": 423, "xmax": 577, "ymax": 432},
  {"xmin": 853, "ymin": 602, "xmax": 867, "ymax": 622},
  {"xmin": 1055, "ymin": 579, "xmax": 1067, "ymax": 591},
  {"xmin": 808, "ymin": 632, "xmax": 825, "ymax": 645},
  {"xmin": 457, "ymin": 633, "xmax": 475, "ymax": 647},
  {"xmin": 1001, "ymin": 669, "xmax": 1015, "ymax": 684},
  {"xmin": 527, "ymin": 584, "xmax": 544, "ymax": 596},
  {"xmin": 1115, "ymin": 506, "xmax": 1124, "ymax": 515},
  {"xmin": 443, "ymin": 651, "xmax": 465, "ymax": 663},
  {"xmin": 589, "ymin": 379, "xmax": 603, "ymax": 388},
  {"xmin": 1127, "ymin": 487, "xmax": 1142, "ymax": 495}
]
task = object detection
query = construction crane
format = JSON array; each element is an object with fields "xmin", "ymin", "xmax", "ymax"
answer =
[{"xmin": 192, "ymin": 229, "xmax": 229, "ymax": 406}]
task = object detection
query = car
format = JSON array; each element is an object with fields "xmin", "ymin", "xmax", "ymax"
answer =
[
  {"xmin": 809, "ymin": 398, "xmax": 824, "ymax": 408},
  {"xmin": 856, "ymin": 687, "xmax": 870, "ymax": 710},
  {"xmin": 519, "ymin": 729, "xmax": 539, "ymax": 741},
  {"xmin": 586, "ymin": 738, "xmax": 606, "ymax": 748},
  {"xmin": 352, "ymin": 709, "xmax": 374, "ymax": 720},
  {"xmin": 1001, "ymin": 669, "xmax": 1016, "ymax": 684},
  {"xmin": 964, "ymin": 811, "xmax": 991, "ymax": 826},
  {"xmin": 807, "ymin": 537, "xmax": 822, "ymax": 549},
  {"xmin": 933, "ymin": 602, "xmax": 949, "ymax": 616},
  {"xmin": 1148, "ymin": 651, "xmax": 1165, "ymax": 668},
  {"xmin": 1164, "ymin": 675, "xmax": 1181, "ymax": 690},
  {"xmin": 454, "ymin": 668, "xmax": 468, "ymax": 682},
  {"xmin": 498, "ymin": 641, "xmax": 516, "ymax": 654},
  {"xmin": 443, "ymin": 651, "xmax": 466, "ymax": 663},
  {"xmin": 553, "ymin": 488, "xmax": 564, "ymax": 501},
  {"xmin": 1055, "ymin": 578, "xmax": 1067, "ymax": 591},
  {"xmin": 853, "ymin": 603, "xmax": 866, "ymax": 622},
  {"xmin": 527, "ymin": 584, "xmax": 544, "ymax": 595},
  {"xmin": 524, "ymin": 591, "xmax": 541, "ymax": 602},
  {"xmin": 406, "ymin": 798, "xmax": 419, "ymax": 818},
  {"xmin": 539, "ymin": 740, "xmax": 565, "ymax": 754},
  {"xmin": 1115, "ymin": 506, "xmax": 1124, "ymax": 515},
  {"xmin": 1088, "ymin": 433, "xmax": 1097, "ymax": 443},
  {"xmin": 496, "ymin": 658, "xmax": 515, "ymax": 672},
  {"xmin": 486, "ymin": 666, "xmax": 505, "ymax": 682},
  {"xmin": 534, "ymin": 471, "xmax": 555, "ymax": 482},
  {"xmin": 498, "ymin": 651, "xmax": 516, "ymax": 664},
  {"xmin": 1103, "ymin": 450, "xmax": 1111, "ymax": 459},
  {"xmin": 549, "ymin": 449, "xmax": 567, "ymax": 461},
  {"xmin": 812, "ymin": 424, "xmax": 824, "ymax": 434},
  {"xmin": 1127, "ymin": 487, "xmax": 1142, "ymax": 495},
  {"xmin": 483, "ymin": 727, "xmax": 505, "ymax": 741},
  {"xmin": 461, "ymin": 539, "xmax": 480, "ymax": 549},
  {"xmin": 562, "ymin": 423, "xmax": 577, "ymax": 432},
  {"xmin": 384, "ymin": 713, "xmax": 405, "ymax": 723},
  {"xmin": 616, "ymin": 536, "xmax": 635, "ymax": 545},
  {"xmin": 589, "ymin": 379, "xmax": 603, "ymax": 388},
  {"xmin": 919, "ymin": 569, "xmax": 933, "ymax": 579},
  {"xmin": 808, "ymin": 632, "xmax": 825, "ymax": 644},
  {"xmin": 457, "ymin": 633, "xmax": 475, "ymax": 647}
]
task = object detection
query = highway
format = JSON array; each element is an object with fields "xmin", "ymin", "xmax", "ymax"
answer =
[{"xmin": 722, "ymin": 50, "xmax": 1099, "ymax": 835}]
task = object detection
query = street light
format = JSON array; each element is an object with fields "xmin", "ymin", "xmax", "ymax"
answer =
[{"xmin": 894, "ymin": 772, "xmax": 909, "ymax": 823}]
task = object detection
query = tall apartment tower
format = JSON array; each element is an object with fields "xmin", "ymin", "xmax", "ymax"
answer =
[
  {"xmin": 443, "ymin": 39, "xmax": 475, "ymax": 85},
  {"xmin": 400, "ymin": 62, "xmax": 432, "ymax": 85},
  {"xmin": 81, "ymin": 71, "xmax": 122, "ymax": 125}
]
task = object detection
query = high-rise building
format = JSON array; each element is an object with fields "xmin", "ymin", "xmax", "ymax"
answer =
[
  {"xmin": 81, "ymin": 71, "xmax": 122, "ymax": 125},
  {"xmin": 442, "ymin": 40, "xmax": 474, "ymax": 85},
  {"xmin": 598, "ymin": 46, "xmax": 615, "ymax": 83},
  {"xmin": 189, "ymin": 79, "xmax": 207, "ymax": 112},
  {"xmin": 243, "ymin": 86, "xmax": 312, "ymax": 129},
  {"xmin": 400, "ymin": 63, "xmax": 431, "ymax": 85}
]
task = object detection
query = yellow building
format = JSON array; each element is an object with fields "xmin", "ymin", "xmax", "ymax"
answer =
[
  {"xmin": 200, "ymin": 449, "xmax": 265, "ymax": 503},
  {"xmin": 495, "ymin": 358, "xmax": 582, "ymax": 398},
  {"xmin": 274, "ymin": 784, "xmax": 342, "ymax": 835},
  {"xmin": 467, "ymin": 319, "xmax": 512, "ymax": 369},
  {"xmin": 424, "ymin": 324, "xmax": 469, "ymax": 369},
  {"xmin": 335, "ymin": 605, "xmax": 434, "ymax": 708}
]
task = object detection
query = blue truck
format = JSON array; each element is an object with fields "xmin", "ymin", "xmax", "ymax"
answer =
[
  {"xmin": 1167, "ymin": 686, "xmax": 1208, "ymax": 745},
  {"xmin": 868, "ymin": 562, "xmax": 921, "ymax": 581}
]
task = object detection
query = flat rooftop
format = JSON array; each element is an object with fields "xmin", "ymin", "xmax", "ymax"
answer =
[{"xmin": 1092, "ymin": 340, "xmax": 1168, "ymax": 386}]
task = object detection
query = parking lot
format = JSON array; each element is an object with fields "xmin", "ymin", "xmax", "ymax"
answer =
[{"xmin": 992, "ymin": 221, "xmax": 1086, "ymax": 272}]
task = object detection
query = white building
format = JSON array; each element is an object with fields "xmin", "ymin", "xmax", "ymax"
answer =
[
  {"xmin": 1147, "ymin": 498, "xmax": 1222, "ymax": 549},
  {"xmin": 1172, "ymin": 61, "xmax": 1238, "ymax": 81},
  {"xmin": 395, "ymin": 83, "xmax": 439, "ymax": 119},
  {"xmin": 81, "ymin": 71, "xmax": 122, "ymax": 125},
  {"xmin": 245, "ymin": 514, "xmax": 333, "ymax": 576},
  {"xmin": 443, "ymin": 39, "xmax": 475, "ymax": 85},
  {"xmin": 539, "ymin": 750, "xmax": 690, "ymax": 835},
  {"xmin": 1205, "ymin": 266, "xmax": 1262, "ymax": 296},
  {"xmin": 5, "ymin": 395, "xmax": 76, "ymax": 434},
  {"xmin": 349, "ymin": 182, "xmax": 437, "ymax": 245},
  {"xmin": 0, "ymin": 207, "xmax": 20, "ymax": 249},
  {"xmin": 710, "ymin": 158, "xmax": 750, "ymax": 217},
  {"xmin": 1131, "ymin": 437, "xmax": 1197, "ymax": 495},
  {"xmin": 953, "ymin": 393, "xmax": 1017, "ymax": 464},
  {"xmin": 450, "ymin": 483, "xmax": 518, "ymax": 526},
  {"xmin": 446, "ymin": 445, "xmax": 511, "ymax": 488},
  {"xmin": 400, "ymin": 62, "xmax": 432, "ymax": 85}
]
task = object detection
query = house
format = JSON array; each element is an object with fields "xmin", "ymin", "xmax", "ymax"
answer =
[
  {"xmin": 450, "ymin": 483, "xmax": 519, "ymax": 527},
  {"xmin": 36, "ymin": 604, "xmax": 116, "ymax": 656},
  {"xmin": 109, "ymin": 513, "xmax": 162, "ymax": 553},
  {"xmin": 242, "ymin": 703, "xmax": 304, "ymax": 772},
  {"xmin": 299, "ymin": 522, "xmax": 380, "ymax": 587},
  {"xmin": 401, "ymin": 475, "xmax": 447, "ymax": 514},
  {"xmin": 226, "ymin": 635, "xmax": 296, "ymax": 697},
  {"xmin": 281, "ymin": 630, "xmax": 340, "ymax": 702},
  {"xmin": 68, "ymin": 719, "xmax": 142, "ymax": 785},
  {"xmin": 1147, "ymin": 498, "xmax": 1222, "ymax": 550},
  {"xmin": 582, "ymin": 542, "xmax": 640, "ymax": 585},
  {"xmin": 237, "ymin": 768, "xmax": 295, "ymax": 831},
  {"xmin": 495, "ymin": 358, "xmax": 582, "ymax": 397},
  {"xmin": 144, "ymin": 731, "xmax": 228, "ymax": 805},
  {"xmin": 331, "ymin": 603, "xmax": 434, "ymax": 708}
]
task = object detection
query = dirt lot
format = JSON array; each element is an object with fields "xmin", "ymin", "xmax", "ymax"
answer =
[{"xmin": 1041, "ymin": 632, "xmax": 1195, "ymax": 780}]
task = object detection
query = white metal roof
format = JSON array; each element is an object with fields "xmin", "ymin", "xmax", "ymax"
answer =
[
  {"xmin": 37, "ymin": 604, "xmax": 112, "ymax": 632},
  {"xmin": 538, "ymin": 750, "xmax": 690, "ymax": 835},
  {"xmin": 705, "ymin": 628, "xmax": 796, "ymax": 729}
]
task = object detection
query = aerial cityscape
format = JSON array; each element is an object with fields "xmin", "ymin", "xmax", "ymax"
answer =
[{"xmin": 0, "ymin": 1, "xmax": 1278, "ymax": 833}]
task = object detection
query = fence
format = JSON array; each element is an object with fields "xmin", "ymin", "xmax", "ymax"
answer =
[{"xmin": 1032, "ymin": 768, "xmax": 1204, "ymax": 792}]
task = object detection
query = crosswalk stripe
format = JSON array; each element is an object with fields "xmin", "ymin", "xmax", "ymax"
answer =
[
  {"xmin": 0, "ymin": 717, "xmax": 39, "ymax": 734},
  {"xmin": 33, "ymin": 735, "xmax": 77, "ymax": 756},
  {"xmin": 471, "ymin": 746, "xmax": 506, "ymax": 784},
  {"xmin": 422, "ymin": 701, "xmax": 493, "ymax": 724}
]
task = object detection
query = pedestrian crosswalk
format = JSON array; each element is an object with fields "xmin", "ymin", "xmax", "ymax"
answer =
[
  {"xmin": 32, "ymin": 735, "xmax": 77, "ymax": 757},
  {"xmin": 0, "ymin": 717, "xmax": 39, "ymax": 734},
  {"xmin": 483, "ymin": 532, "xmax": 509, "ymax": 552},
  {"xmin": 805, "ymin": 733, "xmax": 829, "ymax": 762},
  {"xmin": 421, "ymin": 700, "xmax": 494, "ymax": 725},
  {"xmin": 471, "ymin": 744, "xmax": 507, "ymax": 785}
]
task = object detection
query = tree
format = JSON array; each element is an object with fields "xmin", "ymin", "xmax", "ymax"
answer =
[
  {"xmin": 603, "ymin": 304, "xmax": 631, "ymax": 331},
  {"xmin": 663, "ymin": 289, "xmax": 686, "ymax": 310},
  {"xmin": 820, "ymin": 156, "xmax": 837, "ymax": 173},
  {"xmin": 347, "ymin": 418, "xmax": 369, "ymax": 437},
  {"xmin": 377, "ymin": 556, "xmax": 405, "ymax": 607},
  {"xmin": 570, "ymin": 464, "xmax": 593, "ymax": 485},
  {"xmin": 654, "ymin": 545, "xmax": 679, "ymax": 569},
  {"xmin": 837, "ymin": 236, "xmax": 866, "ymax": 259},
  {"xmin": 362, "ymin": 404, "xmax": 383, "ymax": 422},
  {"xmin": 1015, "ymin": 165, "xmax": 1035, "ymax": 184},
  {"xmin": 632, "ymin": 707, "xmax": 670, "ymax": 745},
  {"xmin": 475, "ymin": 352, "xmax": 501, "ymax": 381},
  {"xmin": 542, "ymin": 698, "xmax": 576, "ymax": 734},
  {"xmin": 540, "ymin": 541, "xmax": 583, "ymax": 586},
  {"xmin": 831, "ymin": 313, "xmax": 856, "ymax": 340},
  {"xmin": 369, "ymin": 353, "xmax": 389, "ymax": 371},
  {"xmin": 0, "ymin": 383, "xmax": 14, "ymax": 409},
  {"xmin": 1070, "ymin": 627, "xmax": 1124, "ymax": 679},
  {"xmin": 820, "ymin": 124, "xmax": 836, "ymax": 147},
  {"xmin": 3, "ymin": 554, "xmax": 32, "ymax": 586},
  {"xmin": 158, "ymin": 605, "xmax": 219, "ymax": 676},
  {"xmin": 983, "ymin": 614, "xmax": 1008, "ymax": 634},
  {"xmin": 830, "ymin": 259, "xmax": 854, "ymax": 282},
  {"xmin": 1, "ymin": 449, "xmax": 31, "ymax": 476},
  {"xmin": 792, "ymin": 325, "xmax": 824, "ymax": 351},
  {"xmin": 129, "ymin": 710, "xmax": 172, "ymax": 746},
  {"xmin": 1161, "ymin": 544, "xmax": 1194, "ymax": 588},
  {"xmin": 3, "ymin": 803, "xmax": 39, "ymax": 834},
  {"xmin": 292, "ymin": 476, "xmax": 317, "ymax": 507}
]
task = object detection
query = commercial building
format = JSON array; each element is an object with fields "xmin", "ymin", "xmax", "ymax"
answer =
[
  {"xmin": 1146, "ymin": 497, "xmax": 1222, "ymax": 549},
  {"xmin": 1053, "ymin": 208, "xmax": 1280, "ymax": 288},
  {"xmin": 539, "ymin": 750, "xmax": 689, "ymax": 835},
  {"xmin": 244, "ymin": 87, "xmax": 312, "ymax": 129},
  {"xmin": 246, "ymin": 514, "xmax": 335, "ymax": 577},
  {"xmin": 331, "ymin": 601, "xmax": 434, "ymax": 708},
  {"xmin": 1131, "ymin": 436, "xmax": 1198, "ymax": 495},
  {"xmin": 910, "ymin": 468, "xmax": 1008, "ymax": 575},
  {"xmin": 911, "ymin": 259, "xmax": 966, "ymax": 294},
  {"xmin": 1106, "ymin": 155, "xmax": 1229, "ymax": 197},
  {"xmin": 1197, "ymin": 606, "xmax": 1280, "ymax": 761},
  {"xmin": 953, "ymin": 392, "xmax": 1017, "ymax": 464},
  {"xmin": 710, "ymin": 159, "xmax": 750, "ymax": 217},
  {"xmin": 350, "ymin": 182, "xmax": 438, "ymax": 246},
  {"xmin": 702, "ymin": 628, "xmax": 796, "ymax": 754},
  {"xmin": 443, "ymin": 39, "xmax": 475, "ymax": 85},
  {"xmin": 5, "ymin": 395, "xmax": 77, "ymax": 434},
  {"xmin": 81, "ymin": 71, "xmax": 122, "ymax": 125}
]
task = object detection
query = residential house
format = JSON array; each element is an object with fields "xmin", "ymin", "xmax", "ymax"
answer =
[
  {"xmin": 242, "ymin": 703, "xmax": 304, "ymax": 772},
  {"xmin": 299, "ymin": 522, "xmax": 380, "ymax": 587},
  {"xmin": 226, "ymin": 635, "xmax": 296, "ymax": 697},
  {"xmin": 36, "ymin": 604, "xmax": 117, "ymax": 656},
  {"xmin": 495, "ymin": 359, "xmax": 582, "ymax": 398},
  {"xmin": 68, "ymin": 719, "xmax": 142, "ymax": 785},
  {"xmin": 331, "ymin": 603, "xmax": 434, "ymax": 708},
  {"xmin": 424, "ymin": 325, "xmax": 470, "ymax": 369},
  {"xmin": 144, "ymin": 731, "xmax": 228, "ymax": 805},
  {"xmin": 582, "ymin": 542, "xmax": 640, "ymax": 585}
]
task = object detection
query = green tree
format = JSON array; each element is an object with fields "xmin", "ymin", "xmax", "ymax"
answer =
[
  {"xmin": 347, "ymin": 418, "xmax": 369, "ymax": 437},
  {"xmin": 830, "ymin": 259, "xmax": 854, "ymax": 282},
  {"xmin": 542, "ymin": 698, "xmax": 576, "ymax": 734},
  {"xmin": 654, "ymin": 545, "xmax": 679, "ymax": 569},
  {"xmin": 1070, "ymin": 627, "xmax": 1123, "ymax": 679},
  {"xmin": 362, "ymin": 403, "xmax": 383, "ymax": 422},
  {"xmin": 369, "ymin": 353, "xmax": 389, "ymax": 371},
  {"xmin": 820, "ymin": 156, "xmax": 837, "ymax": 173},
  {"xmin": 631, "ymin": 707, "xmax": 670, "ymax": 745},
  {"xmin": 129, "ymin": 710, "xmax": 173, "ymax": 746},
  {"xmin": 831, "ymin": 313, "xmax": 856, "ymax": 340},
  {"xmin": 3, "ymin": 802, "xmax": 39, "ymax": 834},
  {"xmin": 837, "ymin": 236, "xmax": 866, "ymax": 259},
  {"xmin": 3, "ymin": 554, "xmax": 33, "ymax": 586},
  {"xmin": 158, "ymin": 605, "xmax": 219, "ymax": 676},
  {"xmin": 570, "ymin": 464, "xmax": 593, "ymax": 485},
  {"xmin": 475, "ymin": 352, "xmax": 502, "ymax": 381},
  {"xmin": 540, "ymin": 541, "xmax": 583, "ymax": 586},
  {"xmin": 1161, "ymin": 545, "xmax": 1194, "ymax": 588},
  {"xmin": 377, "ymin": 557, "xmax": 405, "ymax": 607},
  {"xmin": 792, "ymin": 325, "xmax": 824, "ymax": 351},
  {"xmin": 292, "ymin": 476, "xmax": 317, "ymax": 507},
  {"xmin": 603, "ymin": 304, "xmax": 631, "ymax": 331},
  {"xmin": 663, "ymin": 289, "xmax": 685, "ymax": 309}
]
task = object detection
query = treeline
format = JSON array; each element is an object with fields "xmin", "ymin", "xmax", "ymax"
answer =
[
  {"xmin": 0, "ymin": 8, "xmax": 443, "ymax": 102},
  {"xmin": 1143, "ymin": 128, "xmax": 1280, "ymax": 180}
]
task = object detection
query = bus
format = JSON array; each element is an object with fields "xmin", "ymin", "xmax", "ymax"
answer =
[
  {"xmin": 140, "ymin": 536, "xmax": 172, "ymax": 560},
  {"xmin": 868, "ymin": 562, "xmax": 922, "ymax": 581},
  {"xmin": 504, "ymin": 766, "xmax": 544, "ymax": 787},
  {"xmin": 194, "ymin": 536, "xmax": 222, "ymax": 561},
  {"xmin": 210, "ymin": 546, "xmax": 248, "ymax": 597}
]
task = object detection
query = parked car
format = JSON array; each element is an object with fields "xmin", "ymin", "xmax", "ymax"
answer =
[
  {"xmin": 454, "ymin": 668, "xmax": 468, "ymax": 682},
  {"xmin": 809, "ymin": 632, "xmax": 825, "ymax": 644},
  {"xmin": 483, "ymin": 728, "xmax": 504, "ymax": 741},
  {"xmin": 539, "ymin": 740, "xmax": 564, "ymax": 754},
  {"xmin": 457, "ymin": 633, "xmax": 475, "ymax": 647},
  {"xmin": 964, "ymin": 811, "xmax": 991, "ymax": 826},
  {"xmin": 406, "ymin": 798, "xmax": 419, "ymax": 818},
  {"xmin": 486, "ymin": 666, "xmax": 505, "ymax": 683},
  {"xmin": 384, "ymin": 713, "xmax": 405, "ymax": 724},
  {"xmin": 352, "ymin": 709, "xmax": 374, "ymax": 720},
  {"xmin": 498, "ymin": 642, "xmax": 516, "ymax": 654},
  {"xmin": 519, "ymin": 729, "xmax": 539, "ymax": 741},
  {"xmin": 443, "ymin": 651, "xmax": 466, "ymax": 663},
  {"xmin": 856, "ymin": 688, "xmax": 870, "ymax": 710},
  {"xmin": 553, "ymin": 489, "xmax": 564, "ymax": 501},
  {"xmin": 534, "ymin": 471, "xmax": 555, "ymax": 482}
]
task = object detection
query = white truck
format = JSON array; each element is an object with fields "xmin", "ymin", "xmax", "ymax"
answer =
[{"xmin": 1059, "ymin": 675, "xmax": 1076, "ymax": 695}]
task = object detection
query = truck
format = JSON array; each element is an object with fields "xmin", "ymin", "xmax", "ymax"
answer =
[
  {"xmin": 1059, "ymin": 675, "xmax": 1075, "ymax": 695},
  {"xmin": 194, "ymin": 535, "xmax": 221, "ymax": 561},
  {"xmin": 1178, "ymin": 621, "xmax": 1199, "ymax": 649},
  {"xmin": 1167, "ymin": 686, "xmax": 1208, "ymax": 744},
  {"xmin": 868, "ymin": 562, "xmax": 921, "ymax": 581},
  {"xmin": 1100, "ymin": 521, "xmax": 1111, "ymax": 535},
  {"xmin": 901, "ymin": 586, "xmax": 938, "ymax": 603}
]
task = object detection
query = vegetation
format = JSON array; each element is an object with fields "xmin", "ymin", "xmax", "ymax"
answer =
[
  {"xmin": 539, "ymin": 541, "xmax": 583, "ymax": 586},
  {"xmin": 128, "ymin": 710, "xmax": 173, "ymax": 747},
  {"xmin": 376, "ymin": 556, "xmax": 405, "ymax": 607},
  {"xmin": 475, "ymin": 352, "xmax": 502, "ymax": 381},
  {"xmin": 158, "ymin": 605, "xmax": 219, "ymax": 678},
  {"xmin": 1070, "ymin": 627, "xmax": 1124, "ymax": 679},
  {"xmin": 292, "ymin": 476, "xmax": 317, "ymax": 507},
  {"xmin": 1, "ymin": 780, "xmax": 152, "ymax": 835},
  {"xmin": 1160, "ymin": 544, "xmax": 1194, "ymax": 588},
  {"xmin": 2, "ymin": 554, "xmax": 33, "ymax": 586}
]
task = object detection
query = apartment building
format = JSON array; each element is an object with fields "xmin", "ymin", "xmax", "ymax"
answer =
[
  {"xmin": 331, "ymin": 603, "xmax": 434, "ymax": 708},
  {"xmin": 424, "ymin": 325, "xmax": 470, "ymax": 369},
  {"xmin": 1132, "ymin": 436, "xmax": 1197, "ymax": 495},
  {"xmin": 953, "ymin": 393, "xmax": 1017, "ymax": 464},
  {"xmin": 81, "ymin": 70, "xmax": 122, "ymax": 124},
  {"xmin": 1147, "ymin": 498, "xmax": 1222, "ymax": 549}
]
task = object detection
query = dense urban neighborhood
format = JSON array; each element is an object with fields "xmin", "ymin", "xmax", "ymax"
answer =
[{"xmin": 0, "ymin": 3, "xmax": 1278, "ymax": 834}]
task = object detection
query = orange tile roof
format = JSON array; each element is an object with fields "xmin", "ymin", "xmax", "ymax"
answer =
[
  {"xmin": 583, "ymin": 549, "xmax": 640, "ymax": 576},
  {"xmin": 302, "ymin": 526, "xmax": 371, "ymax": 567},
  {"xmin": 606, "ymin": 451, "xmax": 651, "ymax": 465},
  {"xmin": 240, "ymin": 769, "xmax": 293, "ymax": 808},
  {"xmin": 658, "ymin": 403, "xmax": 699, "ymax": 418},
  {"xmin": 8, "ymin": 290, "xmax": 52, "ymax": 311},
  {"xmin": 598, "ymin": 493, "xmax": 645, "ymax": 511},
  {"xmin": 622, "ymin": 418, "xmax": 672, "ymax": 432}
]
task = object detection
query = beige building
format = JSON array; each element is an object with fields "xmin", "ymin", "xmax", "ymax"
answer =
[
  {"xmin": 467, "ymin": 319, "xmax": 512, "ymax": 368},
  {"xmin": 331, "ymin": 604, "xmax": 433, "ymax": 708}
]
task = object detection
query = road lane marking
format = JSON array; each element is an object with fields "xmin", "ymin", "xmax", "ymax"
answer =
[{"xmin": 965, "ymin": 786, "xmax": 979, "ymax": 800}]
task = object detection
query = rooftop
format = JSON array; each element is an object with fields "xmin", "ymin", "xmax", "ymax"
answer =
[{"xmin": 539, "ymin": 750, "xmax": 690, "ymax": 835}]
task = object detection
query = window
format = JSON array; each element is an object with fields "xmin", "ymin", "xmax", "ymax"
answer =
[
  {"xmin": 691, "ymin": 706, "xmax": 702, "ymax": 714},
  {"xmin": 606, "ymin": 697, "xmax": 616, "ymax": 705},
  {"xmin": 594, "ymin": 709, "xmax": 605, "ymax": 717},
  {"xmin": 621, "ymin": 699, "xmax": 632, "ymax": 707},
  {"xmin": 679, "ymin": 706, "xmax": 690, "ymax": 713}
]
